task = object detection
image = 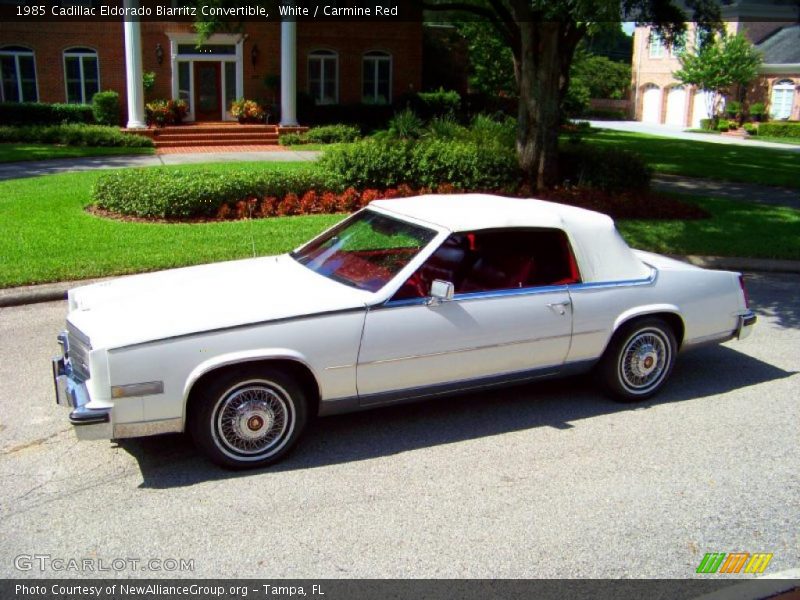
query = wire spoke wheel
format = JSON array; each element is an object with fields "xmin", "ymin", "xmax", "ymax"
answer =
[
  {"xmin": 211, "ymin": 379, "xmax": 296, "ymax": 462},
  {"xmin": 618, "ymin": 328, "xmax": 671, "ymax": 395}
]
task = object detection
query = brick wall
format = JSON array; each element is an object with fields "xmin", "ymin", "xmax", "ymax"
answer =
[{"xmin": 0, "ymin": 20, "xmax": 422, "ymax": 122}]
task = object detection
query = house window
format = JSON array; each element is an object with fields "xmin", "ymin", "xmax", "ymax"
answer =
[
  {"xmin": 670, "ymin": 32, "xmax": 687, "ymax": 57},
  {"xmin": 0, "ymin": 45, "xmax": 37, "ymax": 102},
  {"xmin": 308, "ymin": 50, "xmax": 338, "ymax": 105},
  {"xmin": 64, "ymin": 47, "xmax": 99, "ymax": 104},
  {"xmin": 649, "ymin": 32, "xmax": 665, "ymax": 59},
  {"xmin": 362, "ymin": 51, "xmax": 391, "ymax": 104},
  {"xmin": 770, "ymin": 79, "xmax": 795, "ymax": 120}
]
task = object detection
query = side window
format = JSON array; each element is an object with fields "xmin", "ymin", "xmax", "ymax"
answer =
[{"xmin": 392, "ymin": 229, "xmax": 580, "ymax": 300}]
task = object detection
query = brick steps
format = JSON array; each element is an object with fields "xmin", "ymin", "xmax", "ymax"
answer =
[{"xmin": 123, "ymin": 122, "xmax": 307, "ymax": 151}]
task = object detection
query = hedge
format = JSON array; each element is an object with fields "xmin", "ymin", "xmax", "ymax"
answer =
[
  {"xmin": 0, "ymin": 124, "xmax": 153, "ymax": 147},
  {"xmin": 92, "ymin": 91, "xmax": 120, "ymax": 126},
  {"xmin": 0, "ymin": 102, "xmax": 94, "ymax": 125},
  {"xmin": 279, "ymin": 124, "xmax": 361, "ymax": 145},
  {"xmin": 93, "ymin": 168, "xmax": 345, "ymax": 218},
  {"xmin": 757, "ymin": 121, "xmax": 800, "ymax": 138}
]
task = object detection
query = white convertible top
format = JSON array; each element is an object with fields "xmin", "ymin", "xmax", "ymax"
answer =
[{"xmin": 370, "ymin": 194, "xmax": 652, "ymax": 283}]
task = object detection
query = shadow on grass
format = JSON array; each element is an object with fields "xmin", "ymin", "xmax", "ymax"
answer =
[{"xmin": 118, "ymin": 344, "xmax": 794, "ymax": 489}]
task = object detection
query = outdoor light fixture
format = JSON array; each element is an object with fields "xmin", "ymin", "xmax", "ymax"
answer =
[
  {"xmin": 155, "ymin": 43, "xmax": 164, "ymax": 65},
  {"xmin": 251, "ymin": 44, "xmax": 259, "ymax": 67}
]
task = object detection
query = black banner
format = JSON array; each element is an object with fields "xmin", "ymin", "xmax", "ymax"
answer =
[{"xmin": 1, "ymin": 579, "xmax": 799, "ymax": 600}]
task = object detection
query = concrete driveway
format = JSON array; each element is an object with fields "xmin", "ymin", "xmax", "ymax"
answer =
[
  {"xmin": 0, "ymin": 273, "xmax": 798, "ymax": 578},
  {"xmin": 587, "ymin": 120, "xmax": 800, "ymax": 152}
]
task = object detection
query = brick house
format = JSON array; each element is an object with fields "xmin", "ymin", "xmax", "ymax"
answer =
[
  {"xmin": 0, "ymin": 18, "xmax": 422, "ymax": 127},
  {"xmin": 631, "ymin": 2, "xmax": 800, "ymax": 127}
]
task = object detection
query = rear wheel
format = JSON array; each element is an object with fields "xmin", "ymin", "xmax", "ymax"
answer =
[
  {"xmin": 189, "ymin": 367, "xmax": 308, "ymax": 469},
  {"xmin": 598, "ymin": 317, "xmax": 677, "ymax": 402}
]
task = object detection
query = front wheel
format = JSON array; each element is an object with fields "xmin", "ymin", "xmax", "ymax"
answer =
[
  {"xmin": 189, "ymin": 367, "xmax": 308, "ymax": 469},
  {"xmin": 598, "ymin": 317, "xmax": 677, "ymax": 402}
]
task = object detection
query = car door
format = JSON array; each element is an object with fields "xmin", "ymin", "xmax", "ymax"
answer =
[{"xmin": 356, "ymin": 229, "xmax": 579, "ymax": 405}]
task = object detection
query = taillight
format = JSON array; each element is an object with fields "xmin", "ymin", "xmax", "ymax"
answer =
[{"xmin": 739, "ymin": 274, "xmax": 750, "ymax": 309}]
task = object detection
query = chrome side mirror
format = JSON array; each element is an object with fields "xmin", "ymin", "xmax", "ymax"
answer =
[{"xmin": 428, "ymin": 279, "xmax": 454, "ymax": 306}]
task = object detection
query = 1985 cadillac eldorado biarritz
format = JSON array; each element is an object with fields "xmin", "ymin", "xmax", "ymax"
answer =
[{"xmin": 53, "ymin": 195, "xmax": 756, "ymax": 468}]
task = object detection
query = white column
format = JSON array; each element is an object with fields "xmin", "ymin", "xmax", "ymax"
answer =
[
  {"xmin": 280, "ymin": 19, "xmax": 298, "ymax": 126},
  {"xmin": 123, "ymin": 0, "xmax": 146, "ymax": 129}
]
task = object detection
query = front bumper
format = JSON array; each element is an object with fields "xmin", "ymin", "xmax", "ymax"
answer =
[
  {"xmin": 736, "ymin": 310, "xmax": 757, "ymax": 340},
  {"xmin": 53, "ymin": 335, "xmax": 112, "ymax": 441}
]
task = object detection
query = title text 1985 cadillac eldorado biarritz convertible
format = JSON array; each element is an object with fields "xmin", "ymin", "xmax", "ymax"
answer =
[{"xmin": 53, "ymin": 195, "xmax": 755, "ymax": 468}]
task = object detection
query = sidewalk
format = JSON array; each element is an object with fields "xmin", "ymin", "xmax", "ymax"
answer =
[{"xmin": 0, "ymin": 150, "xmax": 321, "ymax": 181}]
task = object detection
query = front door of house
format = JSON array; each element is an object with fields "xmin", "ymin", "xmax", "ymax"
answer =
[{"xmin": 193, "ymin": 62, "xmax": 221, "ymax": 121}]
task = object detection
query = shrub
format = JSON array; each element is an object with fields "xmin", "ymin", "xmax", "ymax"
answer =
[
  {"xmin": 230, "ymin": 98, "xmax": 266, "ymax": 123},
  {"xmin": 748, "ymin": 102, "xmax": 766, "ymax": 121},
  {"xmin": 743, "ymin": 123, "xmax": 758, "ymax": 135},
  {"xmin": 92, "ymin": 91, "xmax": 120, "ymax": 126},
  {"xmin": 279, "ymin": 132, "xmax": 305, "ymax": 146},
  {"xmin": 387, "ymin": 109, "xmax": 425, "ymax": 139},
  {"xmin": 581, "ymin": 108, "xmax": 629, "ymax": 120},
  {"xmin": 93, "ymin": 167, "xmax": 345, "ymax": 218},
  {"xmin": 757, "ymin": 121, "xmax": 800, "ymax": 138},
  {"xmin": 414, "ymin": 87, "xmax": 461, "ymax": 118},
  {"xmin": 558, "ymin": 146, "xmax": 651, "ymax": 193},
  {"xmin": 724, "ymin": 100, "xmax": 742, "ymax": 119},
  {"xmin": 0, "ymin": 124, "xmax": 153, "ymax": 147},
  {"xmin": 699, "ymin": 118, "xmax": 715, "ymax": 131},
  {"xmin": 145, "ymin": 99, "xmax": 188, "ymax": 127},
  {"xmin": 318, "ymin": 139, "xmax": 413, "ymax": 189},
  {"xmin": 142, "ymin": 71, "xmax": 156, "ymax": 94},
  {"xmin": 425, "ymin": 115, "xmax": 467, "ymax": 140},
  {"xmin": 716, "ymin": 118, "xmax": 731, "ymax": 132},
  {"xmin": 0, "ymin": 102, "xmax": 94, "ymax": 125},
  {"xmin": 409, "ymin": 139, "xmax": 519, "ymax": 190},
  {"xmin": 465, "ymin": 114, "xmax": 516, "ymax": 147},
  {"xmin": 304, "ymin": 124, "xmax": 361, "ymax": 144}
]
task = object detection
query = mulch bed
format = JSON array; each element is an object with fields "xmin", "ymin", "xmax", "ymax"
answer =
[{"xmin": 87, "ymin": 184, "xmax": 710, "ymax": 224}]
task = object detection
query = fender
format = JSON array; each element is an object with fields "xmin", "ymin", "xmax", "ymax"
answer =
[
  {"xmin": 181, "ymin": 348, "xmax": 320, "ymax": 411},
  {"xmin": 612, "ymin": 303, "xmax": 682, "ymax": 335}
]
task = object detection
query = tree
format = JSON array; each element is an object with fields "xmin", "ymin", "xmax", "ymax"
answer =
[
  {"xmin": 673, "ymin": 32, "xmax": 763, "ymax": 124},
  {"xmin": 571, "ymin": 51, "xmax": 632, "ymax": 100},
  {"xmin": 422, "ymin": 0, "xmax": 723, "ymax": 189},
  {"xmin": 455, "ymin": 21, "xmax": 516, "ymax": 96}
]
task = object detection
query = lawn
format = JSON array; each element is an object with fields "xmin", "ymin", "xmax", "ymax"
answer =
[
  {"xmin": 1, "ymin": 162, "xmax": 798, "ymax": 288},
  {"xmin": 581, "ymin": 129, "xmax": 800, "ymax": 189},
  {"xmin": 0, "ymin": 143, "xmax": 154, "ymax": 163},
  {"xmin": 0, "ymin": 163, "xmax": 339, "ymax": 288}
]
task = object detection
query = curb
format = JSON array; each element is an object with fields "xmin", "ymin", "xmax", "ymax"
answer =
[{"xmin": 1, "ymin": 256, "xmax": 799, "ymax": 309}]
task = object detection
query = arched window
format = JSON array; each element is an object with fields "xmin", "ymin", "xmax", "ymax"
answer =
[
  {"xmin": 362, "ymin": 51, "xmax": 392, "ymax": 104},
  {"xmin": 308, "ymin": 50, "xmax": 338, "ymax": 105},
  {"xmin": 0, "ymin": 45, "xmax": 37, "ymax": 102},
  {"xmin": 770, "ymin": 79, "xmax": 795, "ymax": 120},
  {"xmin": 64, "ymin": 47, "xmax": 99, "ymax": 104}
]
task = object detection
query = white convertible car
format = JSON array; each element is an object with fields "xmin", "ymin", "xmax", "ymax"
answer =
[{"xmin": 53, "ymin": 195, "xmax": 755, "ymax": 468}]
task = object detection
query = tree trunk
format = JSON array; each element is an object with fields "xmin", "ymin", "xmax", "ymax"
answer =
[{"xmin": 515, "ymin": 21, "xmax": 565, "ymax": 191}]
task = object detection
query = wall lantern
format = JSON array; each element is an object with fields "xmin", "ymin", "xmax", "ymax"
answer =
[
  {"xmin": 155, "ymin": 43, "xmax": 164, "ymax": 65},
  {"xmin": 251, "ymin": 44, "xmax": 259, "ymax": 67}
]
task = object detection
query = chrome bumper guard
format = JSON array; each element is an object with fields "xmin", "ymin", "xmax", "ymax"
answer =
[
  {"xmin": 736, "ymin": 310, "xmax": 757, "ymax": 340},
  {"xmin": 53, "ymin": 333, "xmax": 112, "ymax": 441}
]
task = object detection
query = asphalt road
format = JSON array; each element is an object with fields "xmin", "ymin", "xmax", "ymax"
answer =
[{"xmin": 0, "ymin": 273, "xmax": 797, "ymax": 579}]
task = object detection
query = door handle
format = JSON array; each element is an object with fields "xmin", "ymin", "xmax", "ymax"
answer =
[{"xmin": 547, "ymin": 300, "xmax": 571, "ymax": 315}]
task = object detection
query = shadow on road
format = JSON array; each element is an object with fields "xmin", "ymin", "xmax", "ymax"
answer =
[{"xmin": 116, "ymin": 344, "xmax": 794, "ymax": 489}]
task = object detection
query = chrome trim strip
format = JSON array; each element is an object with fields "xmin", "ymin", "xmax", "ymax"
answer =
[
  {"xmin": 324, "ymin": 364, "xmax": 354, "ymax": 371},
  {"xmin": 362, "ymin": 333, "xmax": 571, "ymax": 366},
  {"xmin": 568, "ymin": 268, "xmax": 657, "ymax": 291},
  {"xmin": 110, "ymin": 381, "xmax": 164, "ymax": 398},
  {"xmin": 113, "ymin": 417, "xmax": 183, "ymax": 439}
]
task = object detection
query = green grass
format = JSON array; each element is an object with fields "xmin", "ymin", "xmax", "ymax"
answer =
[
  {"xmin": 749, "ymin": 135, "xmax": 800, "ymax": 146},
  {"xmin": 2, "ymin": 163, "xmax": 798, "ymax": 288},
  {"xmin": 0, "ymin": 163, "xmax": 339, "ymax": 288},
  {"xmin": 582, "ymin": 129, "xmax": 800, "ymax": 188},
  {"xmin": 0, "ymin": 143, "xmax": 154, "ymax": 163},
  {"xmin": 619, "ymin": 196, "xmax": 800, "ymax": 260}
]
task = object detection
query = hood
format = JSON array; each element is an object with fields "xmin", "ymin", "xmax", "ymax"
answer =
[{"xmin": 66, "ymin": 255, "xmax": 371, "ymax": 349}]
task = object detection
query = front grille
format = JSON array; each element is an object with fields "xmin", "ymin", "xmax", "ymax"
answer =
[{"xmin": 67, "ymin": 323, "xmax": 91, "ymax": 381}]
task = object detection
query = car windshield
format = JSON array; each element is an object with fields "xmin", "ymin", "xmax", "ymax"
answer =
[{"xmin": 291, "ymin": 210, "xmax": 437, "ymax": 292}]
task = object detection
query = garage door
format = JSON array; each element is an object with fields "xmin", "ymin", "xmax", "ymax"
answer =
[
  {"xmin": 642, "ymin": 85, "xmax": 661, "ymax": 123},
  {"xmin": 692, "ymin": 90, "xmax": 712, "ymax": 128},
  {"xmin": 666, "ymin": 86, "xmax": 687, "ymax": 127}
]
